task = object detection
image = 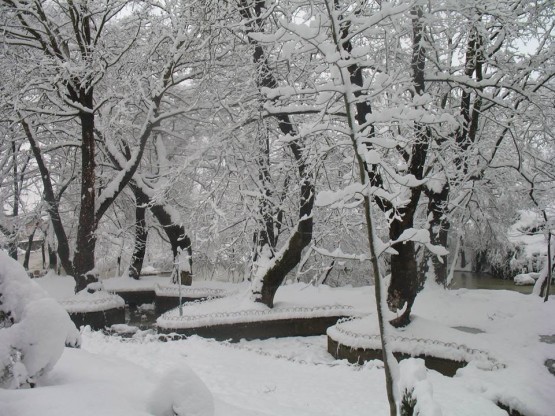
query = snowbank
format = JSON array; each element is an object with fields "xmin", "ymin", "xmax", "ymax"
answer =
[
  {"xmin": 0, "ymin": 251, "xmax": 80, "ymax": 388},
  {"xmin": 0, "ymin": 343, "xmax": 215, "ymax": 416}
]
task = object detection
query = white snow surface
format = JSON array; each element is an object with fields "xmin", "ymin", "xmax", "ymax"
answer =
[
  {"xmin": 329, "ymin": 282, "xmax": 555, "ymax": 416},
  {"xmin": 2, "ymin": 274, "xmax": 554, "ymax": 415},
  {"xmin": 26, "ymin": 272, "xmax": 127, "ymax": 313}
]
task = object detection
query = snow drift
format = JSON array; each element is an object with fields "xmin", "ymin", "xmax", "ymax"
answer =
[{"xmin": 0, "ymin": 250, "xmax": 80, "ymax": 388}]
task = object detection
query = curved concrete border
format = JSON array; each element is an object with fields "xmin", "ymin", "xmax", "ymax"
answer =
[
  {"xmin": 158, "ymin": 315, "xmax": 348, "ymax": 342},
  {"xmin": 327, "ymin": 336, "xmax": 466, "ymax": 377}
]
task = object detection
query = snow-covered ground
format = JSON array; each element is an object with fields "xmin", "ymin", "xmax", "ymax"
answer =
[
  {"xmin": 0, "ymin": 330, "xmax": 512, "ymax": 416},
  {"xmin": 2, "ymin": 273, "xmax": 554, "ymax": 415}
]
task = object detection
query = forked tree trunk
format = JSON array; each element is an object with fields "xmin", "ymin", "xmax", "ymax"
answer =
[
  {"xmin": 423, "ymin": 23, "xmax": 486, "ymax": 288},
  {"xmin": 239, "ymin": 1, "xmax": 315, "ymax": 308},
  {"xmin": 22, "ymin": 118, "xmax": 74, "ymax": 277},
  {"xmin": 253, "ymin": 187, "xmax": 314, "ymax": 307},
  {"xmin": 130, "ymin": 185, "xmax": 193, "ymax": 283}
]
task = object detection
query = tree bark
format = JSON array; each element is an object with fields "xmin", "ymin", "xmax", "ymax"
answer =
[
  {"xmin": 10, "ymin": 141, "xmax": 19, "ymax": 261},
  {"xmin": 73, "ymin": 104, "xmax": 98, "ymax": 292},
  {"xmin": 23, "ymin": 227, "xmax": 37, "ymax": 271},
  {"xmin": 425, "ymin": 21, "xmax": 486, "ymax": 286},
  {"xmin": 48, "ymin": 244, "xmax": 58, "ymax": 271},
  {"xmin": 129, "ymin": 190, "xmax": 149, "ymax": 279},
  {"xmin": 339, "ymin": 4, "xmax": 429, "ymax": 327},
  {"xmin": 128, "ymin": 183, "xmax": 193, "ymax": 280},
  {"xmin": 424, "ymin": 183, "xmax": 451, "ymax": 285},
  {"xmin": 253, "ymin": 193, "xmax": 314, "ymax": 307},
  {"xmin": 41, "ymin": 240, "xmax": 46, "ymax": 269},
  {"xmin": 239, "ymin": 1, "xmax": 315, "ymax": 307},
  {"xmin": 20, "ymin": 118, "xmax": 74, "ymax": 277}
]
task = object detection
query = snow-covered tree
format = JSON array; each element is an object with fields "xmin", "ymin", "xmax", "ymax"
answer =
[{"xmin": 1, "ymin": 0, "xmax": 220, "ymax": 290}]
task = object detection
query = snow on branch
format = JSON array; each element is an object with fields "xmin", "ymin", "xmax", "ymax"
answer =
[
  {"xmin": 312, "ymin": 245, "xmax": 370, "ymax": 262},
  {"xmin": 380, "ymin": 228, "xmax": 449, "ymax": 258}
]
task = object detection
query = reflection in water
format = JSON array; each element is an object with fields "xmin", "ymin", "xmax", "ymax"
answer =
[{"xmin": 449, "ymin": 271, "xmax": 533, "ymax": 294}]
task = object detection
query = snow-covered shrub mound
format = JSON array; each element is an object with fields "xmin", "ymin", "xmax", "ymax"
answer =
[
  {"xmin": 513, "ymin": 272, "xmax": 539, "ymax": 286},
  {"xmin": 508, "ymin": 210, "xmax": 547, "ymax": 274},
  {"xmin": 398, "ymin": 359, "xmax": 442, "ymax": 416},
  {"xmin": 148, "ymin": 367, "xmax": 215, "ymax": 416},
  {"xmin": 0, "ymin": 251, "xmax": 80, "ymax": 388}
]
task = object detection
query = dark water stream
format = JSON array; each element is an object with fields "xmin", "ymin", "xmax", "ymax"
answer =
[{"xmin": 449, "ymin": 271, "xmax": 534, "ymax": 294}]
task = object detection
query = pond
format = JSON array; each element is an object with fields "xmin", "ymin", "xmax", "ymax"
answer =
[{"xmin": 449, "ymin": 271, "xmax": 534, "ymax": 294}]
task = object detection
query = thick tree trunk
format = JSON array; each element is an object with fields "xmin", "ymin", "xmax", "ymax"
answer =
[
  {"xmin": 253, "ymin": 188, "xmax": 314, "ymax": 307},
  {"xmin": 387, "ymin": 205, "xmax": 421, "ymax": 328},
  {"xmin": 41, "ymin": 240, "xmax": 46, "ymax": 269},
  {"xmin": 424, "ymin": 183, "xmax": 450, "ymax": 285},
  {"xmin": 73, "ymin": 108, "xmax": 97, "ymax": 292},
  {"xmin": 23, "ymin": 227, "xmax": 36, "ymax": 270},
  {"xmin": 385, "ymin": 7, "xmax": 430, "ymax": 327},
  {"xmin": 48, "ymin": 244, "xmax": 58, "ymax": 270},
  {"xmin": 129, "ymin": 191, "xmax": 149, "ymax": 279}
]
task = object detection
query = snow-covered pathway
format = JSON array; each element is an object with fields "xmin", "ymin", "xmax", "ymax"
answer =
[{"xmin": 0, "ymin": 330, "xmax": 510, "ymax": 416}]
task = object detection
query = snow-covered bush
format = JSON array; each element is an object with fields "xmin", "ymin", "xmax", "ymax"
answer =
[
  {"xmin": 398, "ymin": 359, "xmax": 442, "ymax": 416},
  {"xmin": 0, "ymin": 250, "xmax": 80, "ymax": 388},
  {"xmin": 148, "ymin": 367, "xmax": 215, "ymax": 416},
  {"xmin": 507, "ymin": 211, "xmax": 547, "ymax": 274}
]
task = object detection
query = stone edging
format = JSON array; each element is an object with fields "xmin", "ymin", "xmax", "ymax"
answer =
[
  {"xmin": 157, "ymin": 305, "xmax": 355, "ymax": 329},
  {"xmin": 327, "ymin": 317, "xmax": 504, "ymax": 374}
]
